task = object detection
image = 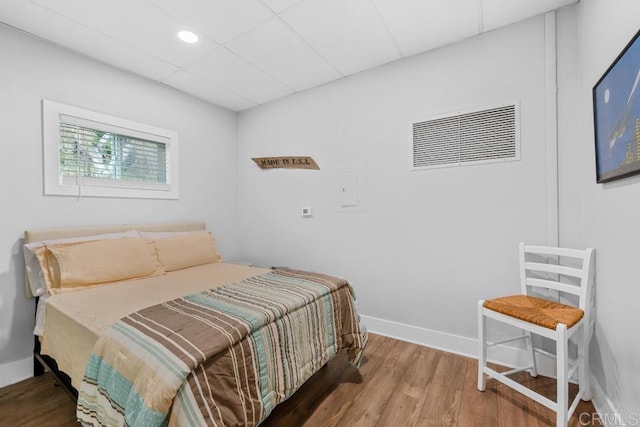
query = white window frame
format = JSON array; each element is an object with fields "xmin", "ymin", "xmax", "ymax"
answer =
[{"xmin": 43, "ymin": 100, "xmax": 179, "ymax": 199}]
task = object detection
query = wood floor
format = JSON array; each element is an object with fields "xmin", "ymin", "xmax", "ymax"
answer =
[{"xmin": 0, "ymin": 333, "xmax": 600, "ymax": 426}]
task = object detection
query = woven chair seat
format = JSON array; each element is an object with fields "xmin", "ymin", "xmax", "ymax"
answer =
[{"xmin": 483, "ymin": 294, "xmax": 584, "ymax": 329}]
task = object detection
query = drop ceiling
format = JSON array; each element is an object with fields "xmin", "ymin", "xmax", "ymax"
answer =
[{"xmin": 0, "ymin": 0, "xmax": 577, "ymax": 112}]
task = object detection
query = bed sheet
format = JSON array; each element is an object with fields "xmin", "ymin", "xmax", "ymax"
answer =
[{"xmin": 40, "ymin": 262, "xmax": 270, "ymax": 388}]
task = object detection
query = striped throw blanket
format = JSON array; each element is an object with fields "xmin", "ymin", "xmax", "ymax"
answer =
[{"xmin": 77, "ymin": 269, "xmax": 367, "ymax": 426}]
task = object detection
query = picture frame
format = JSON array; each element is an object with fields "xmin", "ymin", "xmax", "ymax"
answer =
[{"xmin": 592, "ymin": 28, "xmax": 640, "ymax": 183}]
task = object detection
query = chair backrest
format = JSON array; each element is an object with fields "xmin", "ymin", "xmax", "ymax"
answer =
[{"xmin": 518, "ymin": 243, "xmax": 596, "ymax": 322}]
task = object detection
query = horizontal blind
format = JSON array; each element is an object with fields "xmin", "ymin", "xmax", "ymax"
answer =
[
  {"xmin": 59, "ymin": 122, "xmax": 168, "ymax": 185},
  {"xmin": 43, "ymin": 99, "xmax": 179, "ymax": 199}
]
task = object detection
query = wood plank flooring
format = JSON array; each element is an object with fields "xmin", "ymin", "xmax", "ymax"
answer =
[{"xmin": 0, "ymin": 333, "xmax": 600, "ymax": 426}]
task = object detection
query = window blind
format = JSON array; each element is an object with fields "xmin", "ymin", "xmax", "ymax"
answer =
[
  {"xmin": 59, "ymin": 122, "xmax": 168, "ymax": 188},
  {"xmin": 43, "ymin": 100, "xmax": 179, "ymax": 199}
]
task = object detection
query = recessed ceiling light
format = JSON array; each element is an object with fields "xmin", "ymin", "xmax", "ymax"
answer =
[{"xmin": 178, "ymin": 30, "xmax": 199, "ymax": 44}]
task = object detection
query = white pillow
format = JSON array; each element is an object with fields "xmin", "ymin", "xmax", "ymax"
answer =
[{"xmin": 24, "ymin": 230, "xmax": 139, "ymax": 297}]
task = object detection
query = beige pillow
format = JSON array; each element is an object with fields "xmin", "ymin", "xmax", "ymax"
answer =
[
  {"xmin": 153, "ymin": 230, "xmax": 221, "ymax": 272},
  {"xmin": 45, "ymin": 237, "xmax": 163, "ymax": 293},
  {"xmin": 24, "ymin": 230, "xmax": 139, "ymax": 297}
]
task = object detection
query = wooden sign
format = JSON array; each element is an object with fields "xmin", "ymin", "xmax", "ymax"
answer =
[{"xmin": 252, "ymin": 156, "xmax": 319, "ymax": 170}]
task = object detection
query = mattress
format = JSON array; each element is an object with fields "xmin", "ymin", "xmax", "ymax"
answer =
[
  {"xmin": 40, "ymin": 262, "xmax": 270, "ymax": 388},
  {"xmin": 29, "ymin": 222, "xmax": 367, "ymax": 425}
]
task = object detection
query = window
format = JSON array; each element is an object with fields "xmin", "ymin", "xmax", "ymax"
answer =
[{"xmin": 43, "ymin": 100, "xmax": 179, "ymax": 199}]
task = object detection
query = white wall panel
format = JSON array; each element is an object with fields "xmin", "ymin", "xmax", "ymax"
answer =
[
  {"xmin": 238, "ymin": 17, "xmax": 549, "ymax": 340},
  {"xmin": 560, "ymin": 0, "xmax": 640, "ymax": 418},
  {"xmin": 0, "ymin": 24, "xmax": 240, "ymax": 386}
]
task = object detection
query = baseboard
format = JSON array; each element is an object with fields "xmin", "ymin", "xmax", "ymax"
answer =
[
  {"xmin": 589, "ymin": 378, "xmax": 627, "ymax": 426},
  {"xmin": 361, "ymin": 314, "xmax": 477, "ymax": 358},
  {"xmin": 0, "ymin": 356, "xmax": 32, "ymax": 388},
  {"xmin": 361, "ymin": 312, "xmax": 639, "ymax": 416},
  {"xmin": 361, "ymin": 314, "xmax": 557, "ymax": 377}
]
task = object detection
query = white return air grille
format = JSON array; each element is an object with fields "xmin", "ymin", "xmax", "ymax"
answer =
[{"xmin": 412, "ymin": 103, "xmax": 519, "ymax": 170}]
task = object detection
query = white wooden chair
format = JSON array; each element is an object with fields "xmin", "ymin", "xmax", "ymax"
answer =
[{"xmin": 477, "ymin": 243, "xmax": 595, "ymax": 427}]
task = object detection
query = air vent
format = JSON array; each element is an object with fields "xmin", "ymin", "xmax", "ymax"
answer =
[{"xmin": 412, "ymin": 103, "xmax": 519, "ymax": 170}]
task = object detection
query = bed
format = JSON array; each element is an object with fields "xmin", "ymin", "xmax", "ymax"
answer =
[{"xmin": 24, "ymin": 222, "xmax": 367, "ymax": 426}]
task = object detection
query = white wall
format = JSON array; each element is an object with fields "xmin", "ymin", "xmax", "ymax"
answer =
[
  {"xmin": 3, "ymin": 1, "xmax": 637, "ymax": 417},
  {"xmin": 238, "ymin": 17, "xmax": 552, "ymax": 350},
  {"xmin": 237, "ymin": 6, "xmax": 640, "ymax": 416},
  {"xmin": 559, "ymin": 0, "xmax": 640, "ymax": 418},
  {"xmin": 0, "ymin": 24, "xmax": 240, "ymax": 386}
]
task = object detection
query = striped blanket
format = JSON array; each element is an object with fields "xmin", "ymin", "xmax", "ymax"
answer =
[{"xmin": 77, "ymin": 268, "xmax": 367, "ymax": 426}]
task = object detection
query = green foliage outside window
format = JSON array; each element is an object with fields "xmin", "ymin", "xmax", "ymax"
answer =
[{"xmin": 59, "ymin": 123, "xmax": 166, "ymax": 184}]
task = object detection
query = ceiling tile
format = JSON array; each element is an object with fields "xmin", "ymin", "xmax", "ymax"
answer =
[
  {"xmin": 161, "ymin": 70, "xmax": 257, "ymax": 111},
  {"xmin": 70, "ymin": 35, "xmax": 180, "ymax": 82},
  {"xmin": 32, "ymin": 0, "xmax": 218, "ymax": 67},
  {"xmin": 373, "ymin": 0, "xmax": 480, "ymax": 57},
  {"xmin": 260, "ymin": 0, "xmax": 304, "ymax": 14},
  {"xmin": 2, "ymin": 0, "xmax": 580, "ymax": 112},
  {"xmin": 281, "ymin": 0, "xmax": 401, "ymax": 76},
  {"xmin": 0, "ymin": 0, "xmax": 179, "ymax": 80},
  {"xmin": 149, "ymin": 0, "xmax": 274, "ymax": 44},
  {"xmin": 482, "ymin": 0, "xmax": 578, "ymax": 31},
  {"xmin": 185, "ymin": 47, "xmax": 294, "ymax": 104},
  {"xmin": 227, "ymin": 18, "xmax": 342, "ymax": 91}
]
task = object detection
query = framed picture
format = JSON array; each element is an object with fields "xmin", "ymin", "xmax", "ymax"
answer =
[{"xmin": 593, "ymin": 29, "xmax": 640, "ymax": 183}]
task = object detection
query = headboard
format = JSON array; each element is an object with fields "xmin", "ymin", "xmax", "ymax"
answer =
[{"xmin": 24, "ymin": 222, "xmax": 206, "ymax": 298}]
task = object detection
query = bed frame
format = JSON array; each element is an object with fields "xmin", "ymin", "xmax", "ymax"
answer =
[
  {"xmin": 26, "ymin": 222, "xmax": 206, "ymax": 399},
  {"xmin": 33, "ymin": 327, "xmax": 77, "ymax": 398}
]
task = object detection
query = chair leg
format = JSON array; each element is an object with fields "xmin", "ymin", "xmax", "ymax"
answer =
[
  {"xmin": 556, "ymin": 324, "xmax": 568, "ymax": 427},
  {"xmin": 580, "ymin": 324, "xmax": 592, "ymax": 401},
  {"xmin": 526, "ymin": 331, "xmax": 538, "ymax": 377},
  {"xmin": 477, "ymin": 300, "xmax": 486, "ymax": 391}
]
